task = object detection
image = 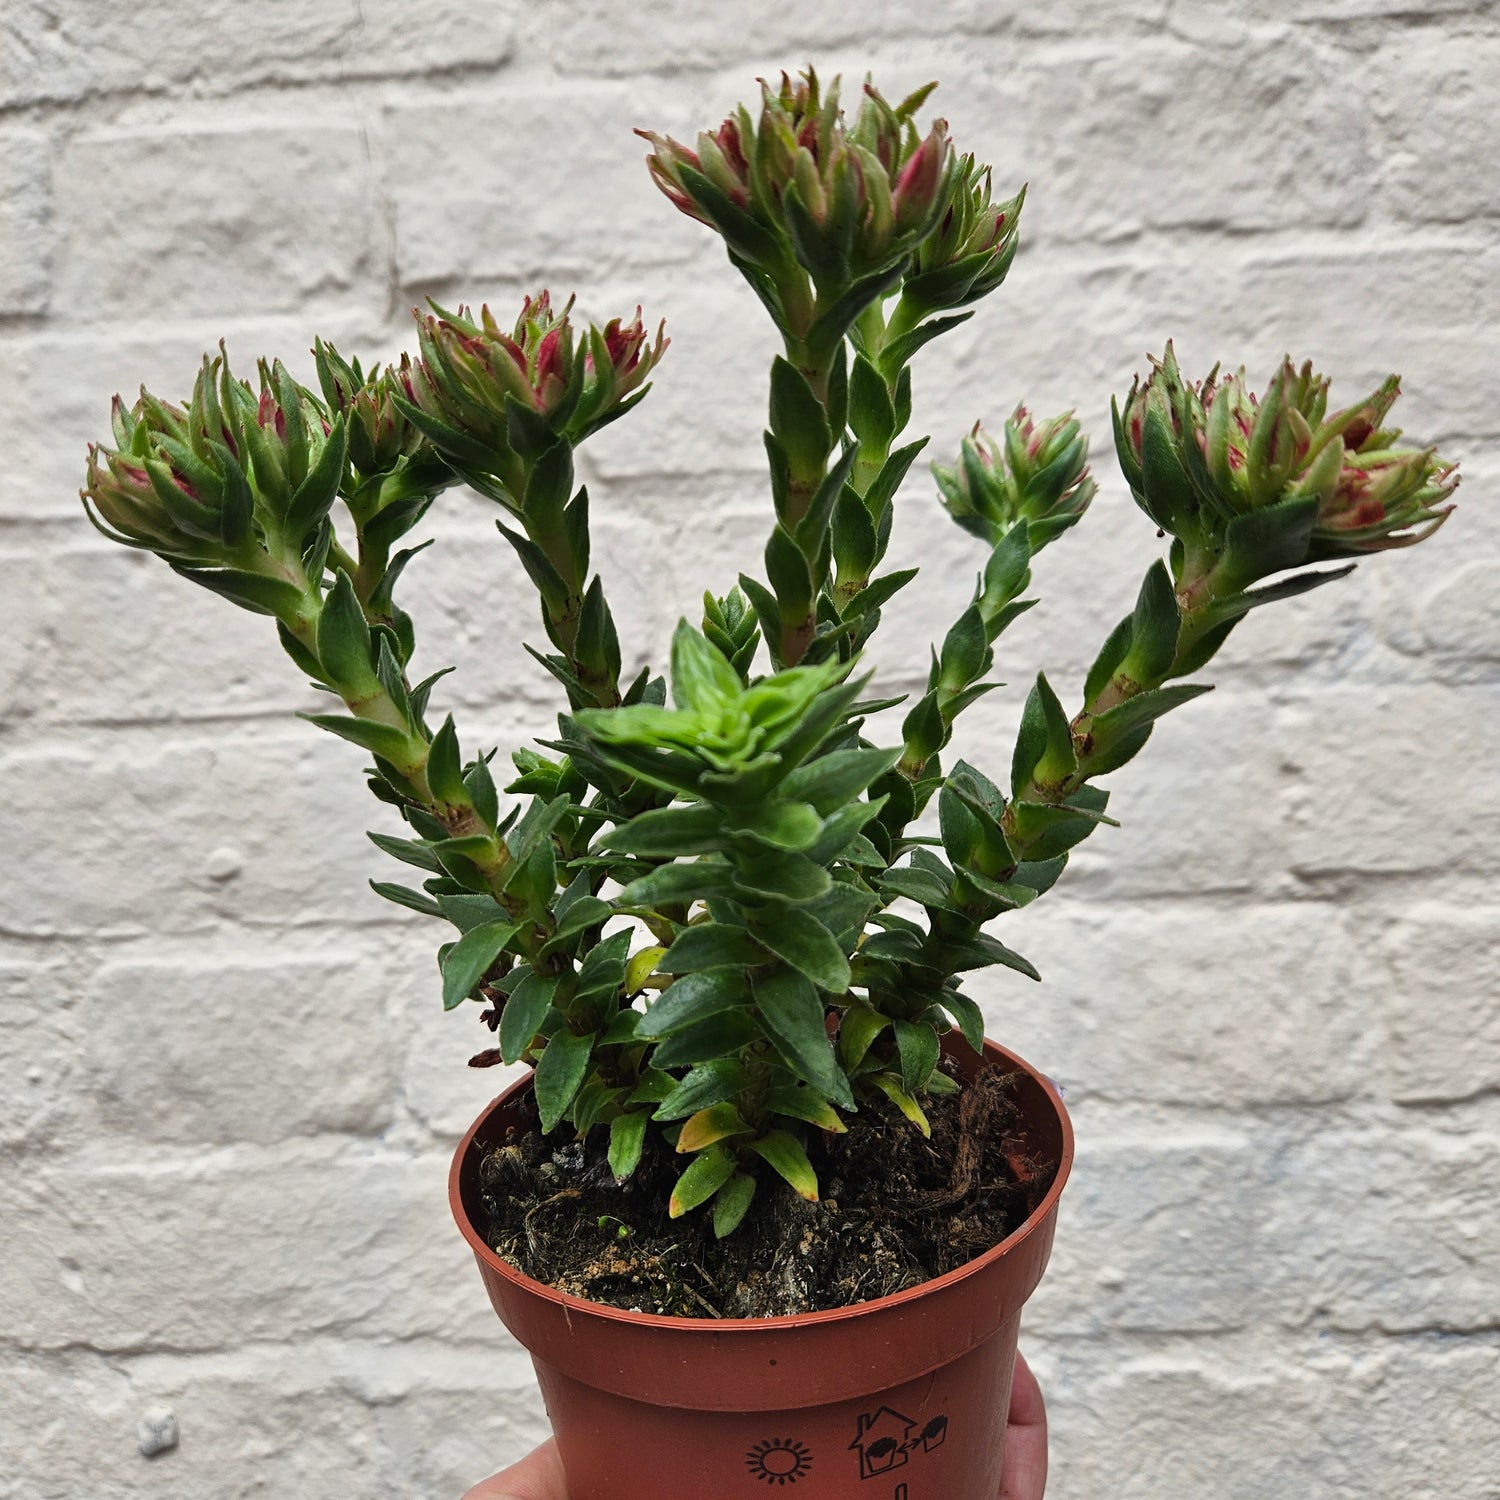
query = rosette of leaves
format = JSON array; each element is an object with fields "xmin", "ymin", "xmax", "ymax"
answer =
[{"xmin": 571, "ymin": 624, "xmax": 888, "ymax": 1231}]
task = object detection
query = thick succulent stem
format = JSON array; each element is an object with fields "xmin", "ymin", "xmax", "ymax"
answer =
[
  {"xmin": 781, "ymin": 336, "xmax": 836, "ymax": 532},
  {"xmin": 1003, "ymin": 563, "xmax": 1238, "ymax": 857}
]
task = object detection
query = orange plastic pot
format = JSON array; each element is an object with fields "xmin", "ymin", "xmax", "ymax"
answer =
[{"xmin": 450, "ymin": 1039, "xmax": 1073, "ymax": 1500}]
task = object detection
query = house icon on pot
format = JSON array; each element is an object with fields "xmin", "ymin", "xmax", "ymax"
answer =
[{"xmin": 849, "ymin": 1406, "xmax": 914, "ymax": 1479}]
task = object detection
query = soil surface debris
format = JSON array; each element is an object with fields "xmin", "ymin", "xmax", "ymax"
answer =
[{"xmin": 476, "ymin": 1061, "xmax": 1054, "ymax": 1318}]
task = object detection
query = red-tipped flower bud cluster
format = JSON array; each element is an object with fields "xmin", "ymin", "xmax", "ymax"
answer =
[
  {"xmin": 640, "ymin": 70, "xmax": 957, "ymax": 329},
  {"xmin": 934, "ymin": 407, "xmax": 1095, "ymax": 550},
  {"xmin": 904, "ymin": 160, "xmax": 1025, "ymax": 316},
  {"xmin": 399, "ymin": 292, "xmax": 667, "ymax": 493},
  {"xmin": 83, "ymin": 351, "xmax": 346, "ymax": 598},
  {"xmin": 1114, "ymin": 345, "xmax": 1458, "ymax": 584},
  {"xmin": 314, "ymin": 341, "xmax": 431, "ymax": 482}
]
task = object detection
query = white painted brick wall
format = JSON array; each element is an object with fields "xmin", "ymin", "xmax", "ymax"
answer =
[{"xmin": 2, "ymin": 3, "xmax": 1496, "ymax": 1495}]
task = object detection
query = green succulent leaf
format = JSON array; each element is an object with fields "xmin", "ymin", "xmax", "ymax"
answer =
[
  {"xmin": 534, "ymin": 1028, "xmax": 595, "ymax": 1132},
  {"xmin": 769, "ymin": 357, "xmax": 833, "ymax": 480},
  {"xmin": 941, "ymin": 930, "xmax": 1040, "ymax": 980},
  {"xmin": 753, "ymin": 968, "xmax": 855, "ymax": 1110},
  {"xmin": 767, "ymin": 1083, "xmax": 847, "ymax": 1132},
  {"xmin": 304, "ymin": 711, "xmax": 419, "ymax": 770},
  {"xmin": 765, "ymin": 523, "xmax": 815, "ymax": 618},
  {"xmin": 893, "ymin": 1017, "xmax": 941, "ymax": 1094},
  {"xmin": 1084, "ymin": 616, "xmax": 1134, "ymax": 706},
  {"xmin": 538, "ymin": 896, "xmax": 614, "ymax": 956},
  {"xmin": 750, "ymin": 908, "xmax": 852, "ymax": 992},
  {"xmin": 639, "ymin": 968, "xmax": 750, "ymax": 1037},
  {"xmin": 368, "ymin": 880, "xmax": 443, "ymax": 917},
  {"xmin": 878, "ymin": 312, "xmax": 973, "ymax": 375},
  {"xmin": 173, "ymin": 565, "xmax": 311, "ymax": 619},
  {"xmin": 782, "ymin": 747, "xmax": 903, "ymax": 815},
  {"xmin": 316, "ymin": 570, "xmax": 378, "ymax": 695},
  {"xmin": 285, "ymin": 416, "xmax": 349, "ymax": 540},
  {"xmin": 1124, "ymin": 561, "xmax": 1182, "ymax": 687},
  {"xmin": 849, "ymin": 351, "xmax": 897, "ymax": 450},
  {"xmin": 605, "ymin": 804, "xmax": 726, "ymax": 857},
  {"xmin": 869, "ymin": 1072, "xmax": 931, "ymax": 1137},
  {"xmin": 500, "ymin": 970, "xmax": 560, "ymax": 1063},
  {"xmin": 843, "ymin": 567, "xmax": 919, "ymax": 619},
  {"xmin": 878, "ymin": 864, "xmax": 955, "ymax": 910},
  {"xmin": 654, "ymin": 1059, "xmax": 752, "ymax": 1121},
  {"xmin": 677, "ymin": 1101, "xmax": 752, "ymax": 1153},
  {"xmin": 730, "ymin": 799, "xmax": 824, "ymax": 852},
  {"xmin": 939, "ymin": 988, "xmax": 986, "ymax": 1053},
  {"xmin": 425, "ymin": 716, "xmax": 467, "ymax": 806},
  {"xmin": 670, "ymin": 617, "xmax": 743, "ymax": 713},
  {"xmin": 616, "ymin": 860, "xmax": 740, "ymax": 908},
  {"xmin": 805, "ymin": 797, "xmax": 889, "ymax": 866},
  {"xmin": 650, "ymin": 1009, "xmax": 762, "ymax": 1069},
  {"xmin": 733, "ymin": 851, "xmax": 833, "ymax": 901},
  {"xmin": 608, "ymin": 1110, "xmax": 650, "ymax": 1182},
  {"xmin": 660, "ymin": 923, "xmax": 765, "ymax": 974},
  {"xmin": 1088, "ymin": 682, "xmax": 1213, "ymax": 747},
  {"xmin": 1012, "ymin": 672, "xmax": 1076, "ymax": 794},
  {"xmin": 441, "ymin": 920, "xmax": 519, "ymax": 1011},
  {"xmin": 838, "ymin": 1004, "xmax": 891, "ymax": 1070},
  {"xmin": 669, "ymin": 1142, "xmax": 738, "ymax": 1217},
  {"xmin": 368, "ymin": 830, "xmax": 444, "ymax": 873},
  {"xmin": 712, "ymin": 1171, "xmax": 758, "ymax": 1238}
]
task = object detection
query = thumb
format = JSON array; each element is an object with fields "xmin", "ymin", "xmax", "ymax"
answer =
[
  {"xmin": 462, "ymin": 1438, "xmax": 570, "ymax": 1500},
  {"xmin": 1000, "ymin": 1351, "xmax": 1048, "ymax": 1500}
]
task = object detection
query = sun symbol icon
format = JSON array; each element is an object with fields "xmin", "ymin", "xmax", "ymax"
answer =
[{"xmin": 744, "ymin": 1437, "xmax": 814, "ymax": 1486}]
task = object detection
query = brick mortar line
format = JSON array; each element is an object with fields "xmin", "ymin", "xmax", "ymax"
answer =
[
  {"xmin": 1, "ymin": 220, "xmax": 1494, "ymax": 329},
  {"xmin": 4, "ymin": 665, "xmax": 1496, "ymax": 744},
  {"xmin": 2, "ymin": 43, "xmax": 1495, "ymax": 132},
  {"xmin": 6, "ymin": 871, "xmax": 1492, "ymax": 951},
  {"xmin": 14, "ymin": 1052, "xmax": 1500, "ymax": 1142},
  {"xmin": 0, "ymin": 16, "xmax": 1407, "ymax": 125},
  {"xmin": 3, "ymin": 1322, "xmax": 1493, "ymax": 1369},
  {"xmin": 0, "ymin": 869, "xmax": 1486, "ymax": 926}
]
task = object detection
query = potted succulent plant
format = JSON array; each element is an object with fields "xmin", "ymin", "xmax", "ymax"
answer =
[{"xmin": 80, "ymin": 71, "xmax": 1458, "ymax": 1500}]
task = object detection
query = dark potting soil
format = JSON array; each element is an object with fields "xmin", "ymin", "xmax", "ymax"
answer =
[{"xmin": 474, "ymin": 1061, "xmax": 1055, "ymax": 1319}]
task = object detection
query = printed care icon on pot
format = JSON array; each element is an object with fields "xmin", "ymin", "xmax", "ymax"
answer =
[
  {"xmin": 744, "ymin": 1436, "xmax": 814, "ymax": 1485},
  {"xmin": 850, "ymin": 1406, "xmax": 950, "ymax": 1480}
]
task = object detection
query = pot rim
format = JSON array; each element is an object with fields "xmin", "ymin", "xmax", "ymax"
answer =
[{"xmin": 449, "ymin": 1035, "xmax": 1073, "ymax": 1334}]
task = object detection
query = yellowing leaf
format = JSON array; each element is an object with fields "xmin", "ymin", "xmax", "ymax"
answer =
[{"xmin": 677, "ymin": 1102, "xmax": 751, "ymax": 1153}]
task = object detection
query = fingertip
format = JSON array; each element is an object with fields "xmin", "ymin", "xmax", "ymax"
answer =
[
  {"xmin": 461, "ymin": 1438, "xmax": 569, "ymax": 1500},
  {"xmin": 1000, "ymin": 1350, "xmax": 1049, "ymax": 1499},
  {"xmin": 1008, "ymin": 1349, "xmax": 1047, "ymax": 1429}
]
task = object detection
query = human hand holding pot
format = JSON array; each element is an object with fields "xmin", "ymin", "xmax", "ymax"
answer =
[{"xmin": 461, "ymin": 1351, "xmax": 1049, "ymax": 1500}]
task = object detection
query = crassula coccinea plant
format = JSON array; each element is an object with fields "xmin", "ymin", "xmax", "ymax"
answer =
[{"xmin": 82, "ymin": 71, "xmax": 1458, "ymax": 1242}]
